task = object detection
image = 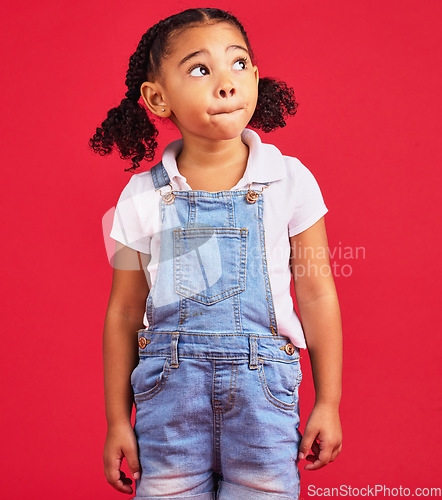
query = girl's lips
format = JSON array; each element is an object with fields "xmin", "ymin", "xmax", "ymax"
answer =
[{"xmin": 211, "ymin": 107, "xmax": 245, "ymax": 115}]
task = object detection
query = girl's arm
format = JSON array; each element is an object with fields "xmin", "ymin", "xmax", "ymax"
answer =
[
  {"xmin": 290, "ymin": 216, "xmax": 343, "ymax": 470},
  {"xmin": 103, "ymin": 241, "xmax": 149, "ymax": 494}
]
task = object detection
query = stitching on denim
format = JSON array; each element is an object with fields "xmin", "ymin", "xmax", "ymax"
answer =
[
  {"xmin": 139, "ymin": 353, "xmax": 299, "ymax": 363},
  {"xmin": 173, "ymin": 229, "xmax": 182, "ymax": 302},
  {"xmin": 212, "ymin": 360, "xmax": 222, "ymax": 475},
  {"xmin": 249, "ymin": 335, "xmax": 257, "ymax": 369},
  {"xmin": 175, "ymin": 283, "xmax": 244, "ymax": 301},
  {"xmin": 220, "ymin": 362, "xmax": 238, "ymax": 414},
  {"xmin": 239, "ymin": 228, "xmax": 247, "ymax": 289},
  {"xmin": 258, "ymin": 360, "xmax": 297, "ymax": 410},
  {"xmin": 227, "ymin": 362, "xmax": 238, "ymax": 414},
  {"xmin": 144, "ymin": 194, "xmax": 165, "ymax": 330},
  {"xmin": 139, "ymin": 330, "xmax": 301, "ymax": 355},
  {"xmin": 173, "ymin": 228, "xmax": 247, "ymax": 305},
  {"xmin": 258, "ymin": 195, "xmax": 279, "ymax": 335},
  {"xmin": 150, "ymin": 162, "xmax": 169, "ymax": 190},
  {"xmin": 231, "ymin": 196, "xmax": 244, "ymax": 334},
  {"xmin": 227, "ymin": 191, "xmax": 235, "ymax": 228},
  {"xmin": 133, "ymin": 359, "xmax": 170, "ymax": 402},
  {"xmin": 139, "ymin": 330, "xmax": 297, "ymax": 341},
  {"xmin": 213, "ymin": 359, "xmax": 221, "ymax": 414},
  {"xmin": 175, "ymin": 228, "xmax": 246, "ymax": 236},
  {"xmin": 212, "ymin": 359, "xmax": 216, "ymax": 409},
  {"xmin": 175, "ymin": 286, "xmax": 245, "ymax": 303},
  {"xmin": 213, "ymin": 411, "xmax": 222, "ymax": 476},
  {"xmin": 251, "ymin": 336, "xmax": 255, "ymax": 367},
  {"xmin": 144, "ymin": 165, "xmax": 168, "ymax": 330},
  {"xmin": 173, "ymin": 190, "xmax": 250, "ymax": 199},
  {"xmin": 140, "ymin": 353, "xmax": 249, "ymax": 359},
  {"xmin": 255, "ymin": 336, "xmax": 258, "ymax": 366},
  {"xmin": 170, "ymin": 333, "xmax": 180, "ymax": 367},
  {"xmin": 189, "ymin": 192, "xmax": 196, "ymax": 226},
  {"xmin": 150, "ymin": 163, "xmax": 160, "ymax": 189},
  {"xmin": 146, "ymin": 295, "xmax": 153, "ymax": 329},
  {"xmin": 160, "ymin": 163, "xmax": 170, "ymax": 186},
  {"xmin": 233, "ymin": 292, "xmax": 242, "ymax": 333},
  {"xmin": 212, "ymin": 361, "xmax": 238, "ymax": 415},
  {"xmin": 178, "ymin": 296, "xmax": 187, "ymax": 329},
  {"xmin": 177, "ymin": 286, "xmax": 243, "ymax": 304}
]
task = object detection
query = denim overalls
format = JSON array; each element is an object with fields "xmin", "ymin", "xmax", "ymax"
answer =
[{"xmin": 131, "ymin": 162, "xmax": 303, "ymax": 500}]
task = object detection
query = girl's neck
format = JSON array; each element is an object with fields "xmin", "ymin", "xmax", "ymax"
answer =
[{"xmin": 175, "ymin": 135, "xmax": 250, "ymax": 191}]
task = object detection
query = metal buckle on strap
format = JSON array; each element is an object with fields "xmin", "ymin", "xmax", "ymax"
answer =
[
  {"xmin": 246, "ymin": 183, "xmax": 269, "ymax": 204},
  {"xmin": 156, "ymin": 183, "xmax": 175, "ymax": 204}
]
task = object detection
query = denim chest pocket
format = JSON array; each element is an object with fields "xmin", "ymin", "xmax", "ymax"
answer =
[{"xmin": 173, "ymin": 227, "xmax": 247, "ymax": 305}]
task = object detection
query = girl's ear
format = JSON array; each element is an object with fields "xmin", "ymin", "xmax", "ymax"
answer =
[
  {"xmin": 253, "ymin": 65, "xmax": 259, "ymax": 87},
  {"xmin": 140, "ymin": 81, "xmax": 170, "ymax": 117}
]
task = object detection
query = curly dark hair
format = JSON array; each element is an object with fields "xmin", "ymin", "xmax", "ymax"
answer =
[{"xmin": 89, "ymin": 7, "xmax": 298, "ymax": 172}]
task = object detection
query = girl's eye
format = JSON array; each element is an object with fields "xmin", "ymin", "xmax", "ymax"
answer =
[
  {"xmin": 233, "ymin": 58, "xmax": 247, "ymax": 70},
  {"xmin": 189, "ymin": 65, "xmax": 210, "ymax": 77}
]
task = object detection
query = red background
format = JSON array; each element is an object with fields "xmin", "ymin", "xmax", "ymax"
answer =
[{"xmin": 1, "ymin": 0, "xmax": 441, "ymax": 498}]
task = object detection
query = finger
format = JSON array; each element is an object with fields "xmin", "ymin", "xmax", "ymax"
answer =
[
  {"xmin": 105, "ymin": 457, "xmax": 134, "ymax": 494},
  {"xmin": 304, "ymin": 442, "xmax": 333, "ymax": 471},
  {"xmin": 311, "ymin": 440, "xmax": 321, "ymax": 458},
  {"xmin": 297, "ymin": 429, "xmax": 318, "ymax": 460},
  {"xmin": 123, "ymin": 443, "xmax": 141, "ymax": 480},
  {"xmin": 330, "ymin": 442, "xmax": 343, "ymax": 462},
  {"xmin": 304, "ymin": 439, "xmax": 320, "ymax": 463},
  {"xmin": 104, "ymin": 455, "xmax": 123, "ymax": 484},
  {"xmin": 109, "ymin": 470, "xmax": 134, "ymax": 494}
]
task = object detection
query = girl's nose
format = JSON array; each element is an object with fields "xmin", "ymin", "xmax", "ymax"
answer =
[
  {"xmin": 219, "ymin": 86, "xmax": 235, "ymax": 98},
  {"xmin": 217, "ymin": 76, "xmax": 236, "ymax": 98}
]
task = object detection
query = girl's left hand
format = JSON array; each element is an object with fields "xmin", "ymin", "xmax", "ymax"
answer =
[{"xmin": 298, "ymin": 403, "xmax": 342, "ymax": 470}]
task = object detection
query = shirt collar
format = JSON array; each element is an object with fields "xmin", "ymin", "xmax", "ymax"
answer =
[{"xmin": 161, "ymin": 128, "xmax": 287, "ymax": 190}]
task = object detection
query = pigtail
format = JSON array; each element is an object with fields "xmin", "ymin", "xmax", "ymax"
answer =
[
  {"xmin": 88, "ymin": 26, "xmax": 162, "ymax": 172},
  {"xmin": 249, "ymin": 77, "xmax": 299, "ymax": 133}
]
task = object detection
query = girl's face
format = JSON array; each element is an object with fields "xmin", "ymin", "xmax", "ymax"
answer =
[{"xmin": 141, "ymin": 22, "xmax": 259, "ymax": 143}]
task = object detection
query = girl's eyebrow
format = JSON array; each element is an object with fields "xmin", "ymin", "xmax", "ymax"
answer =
[{"xmin": 178, "ymin": 45, "xmax": 249, "ymax": 66}]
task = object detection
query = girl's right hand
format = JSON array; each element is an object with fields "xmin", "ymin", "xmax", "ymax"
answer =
[{"xmin": 103, "ymin": 422, "xmax": 141, "ymax": 494}]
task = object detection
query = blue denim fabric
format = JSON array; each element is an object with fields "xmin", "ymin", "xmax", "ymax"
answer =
[{"xmin": 131, "ymin": 163, "xmax": 302, "ymax": 499}]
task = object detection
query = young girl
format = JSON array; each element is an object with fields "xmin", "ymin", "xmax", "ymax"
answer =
[{"xmin": 89, "ymin": 7, "xmax": 342, "ymax": 499}]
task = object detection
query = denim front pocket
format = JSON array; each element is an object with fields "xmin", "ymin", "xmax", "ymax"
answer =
[
  {"xmin": 131, "ymin": 357, "xmax": 170, "ymax": 403},
  {"xmin": 173, "ymin": 227, "xmax": 247, "ymax": 305},
  {"xmin": 258, "ymin": 359, "xmax": 301, "ymax": 410}
]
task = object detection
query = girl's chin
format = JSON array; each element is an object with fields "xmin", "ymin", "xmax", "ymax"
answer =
[
  {"xmin": 206, "ymin": 119, "xmax": 251, "ymax": 138},
  {"xmin": 210, "ymin": 128, "xmax": 247, "ymax": 141},
  {"xmin": 178, "ymin": 120, "xmax": 250, "ymax": 142}
]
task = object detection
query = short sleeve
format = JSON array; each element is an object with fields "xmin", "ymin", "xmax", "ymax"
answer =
[
  {"xmin": 109, "ymin": 175, "xmax": 152, "ymax": 254},
  {"xmin": 288, "ymin": 160, "xmax": 329, "ymax": 237}
]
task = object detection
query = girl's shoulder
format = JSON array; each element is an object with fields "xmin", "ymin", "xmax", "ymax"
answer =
[
  {"xmin": 112, "ymin": 169, "xmax": 159, "ymax": 220},
  {"xmin": 109, "ymin": 168, "xmax": 160, "ymax": 253},
  {"xmin": 253, "ymin": 132, "xmax": 320, "ymax": 189},
  {"xmin": 277, "ymin": 154, "xmax": 328, "ymax": 236},
  {"xmin": 280, "ymin": 154, "xmax": 324, "ymax": 190},
  {"xmin": 118, "ymin": 169, "xmax": 156, "ymax": 196},
  {"xmin": 282, "ymin": 153, "xmax": 314, "ymax": 174},
  {"xmin": 256, "ymin": 131, "xmax": 320, "ymax": 185}
]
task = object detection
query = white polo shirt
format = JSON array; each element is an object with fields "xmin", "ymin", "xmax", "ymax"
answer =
[{"xmin": 110, "ymin": 128, "xmax": 328, "ymax": 348}]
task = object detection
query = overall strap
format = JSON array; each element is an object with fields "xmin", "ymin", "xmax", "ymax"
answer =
[{"xmin": 150, "ymin": 161, "xmax": 171, "ymax": 190}]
